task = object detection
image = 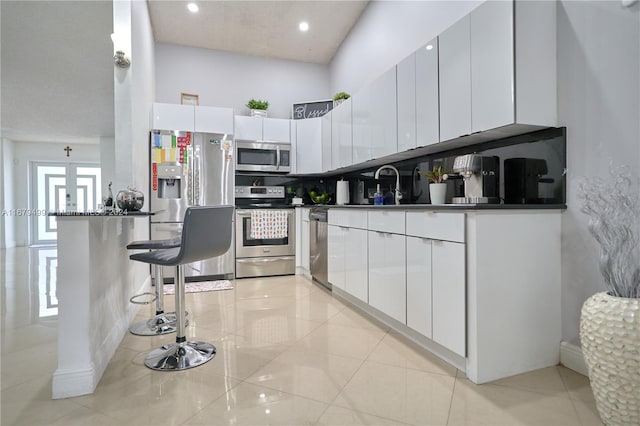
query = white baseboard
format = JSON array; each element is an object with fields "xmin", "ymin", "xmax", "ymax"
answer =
[
  {"xmin": 560, "ymin": 341, "xmax": 589, "ymax": 376},
  {"xmin": 52, "ymin": 366, "xmax": 97, "ymax": 399}
]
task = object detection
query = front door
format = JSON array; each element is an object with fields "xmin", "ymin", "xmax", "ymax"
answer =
[{"xmin": 30, "ymin": 162, "xmax": 102, "ymax": 244}]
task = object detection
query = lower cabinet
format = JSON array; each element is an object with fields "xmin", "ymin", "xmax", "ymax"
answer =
[
  {"xmin": 328, "ymin": 225, "xmax": 368, "ymax": 302},
  {"xmin": 368, "ymin": 231, "xmax": 406, "ymax": 323},
  {"xmin": 301, "ymin": 209, "xmax": 310, "ymax": 277},
  {"xmin": 327, "ymin": 224, "xmax": 346, "ymax": 290},
  {"xmin": 406, "ymin": 236, "xmax": 433, "ymax": 339},
  {"xmin": 432, "ymin": 240, "xmax": 466, "ymax": 357}
]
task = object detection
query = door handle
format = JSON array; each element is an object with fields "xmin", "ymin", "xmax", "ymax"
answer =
[{"xmin": 276, "ymin": 146, "xmax": 281, "ymax": 170}]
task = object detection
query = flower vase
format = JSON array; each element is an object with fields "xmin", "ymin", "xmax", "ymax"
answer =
[
  {"xmin": 250, "ymin": 109, "xmax": 267, "ymax": 118},
  {"xmin": 429, "ymin": 183, "xmax": 447, "ymax": 205},
  {"xmin": 580, "ymin": 292, "xmax": 640, "ymax": 425}
]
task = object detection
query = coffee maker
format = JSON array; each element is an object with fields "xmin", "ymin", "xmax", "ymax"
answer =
[{"xmin": 451, "ymin": 154, "xmax": 500, "ymax": 204}]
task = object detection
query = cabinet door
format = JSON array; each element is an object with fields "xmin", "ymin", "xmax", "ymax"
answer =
[
  {"xmin": 439, "ymin": 15, "xmax": 471, "ymax": 141},
  {"xmin": 234, "ymin": 116, "xmax": 263, "ymax": 140},
  {"xmin": 331, "ymin": 99, "xmax": 353, "ymax": 170},
  {"xmin": 345, "ymin": 227, "xmax": 368, "ymax": 303},
  {"xmin": 194, "ymin": 106, "xmax": 234, "ymax": 135},
  {"xmin": 373, "ymin": 68, "xmax": 398, "ymax": 159},
  {"xmin": 295, "ymin": 118, "xmax": 322, "ymax": 174},
  {"xmin": 152, "ymin": 103, "xmax": 194, "ymax": 131},
  {"xmin": 351, "ymin": 89, "xmax": 371, "ymax": 164},
  {"xmin": 416, "ymin": 38, "xmax": 440, "ymax": 147},
  {"xmin": 397, "ymin": 53, "xmax": 417, "ymax": 152},
  {"xmin": 301, "ymin": 214, "xmax": 310, "ymax": 276},
  {"xmin": 263, "ymin": 118, "xmax": 291, "ymax": 142},
  {"xmin": 471, "ymin": 0, "xmax": 514, "ymax": 132},
  {"xmin": 432, "ymin": 240, "xmax": 465, "ymax": 357},
  {"xmin": 406, "ymin": 236, "xmax": 432, "ymax": 338},
  {"xmin": 328, "ymin": 224, "xmax": 346, "ymax": 290},
  {"xmin": 368, "ymin": 231, "xmax": 406, "ymax": 323},
  {"xmin": 321, "ymin": 111, "xmax": 332, "ymax": 172}
]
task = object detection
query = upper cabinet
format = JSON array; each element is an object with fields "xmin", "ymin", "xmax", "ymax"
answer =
[
  {"xmin": 295, "ymin": 117, "xmax": 323, "ymax": 174},
  {"xmin": 331, "ymin": 99, "xmax": 353, "ymax": 170},
  {"xmin": 415, "ymin": 38, "xmax": 440, "ymax": 147},
  {"xmin": 152, "ymin": 103, "xmax": 195, "ymax": 131},
  {"xmin": 194, "ymin": 106, "xmax": 234, "ymax": 134},
  {"xmin": 397, "ymin": 53, "xmax": 417, "ymax": 152},
  {"xmin": 352, "ymin": 67, "xmax": 398, "ymax": 164},
  {"xmin": 439, "ymin": 0, "xmax": 556, "ymax": 141},
  {"xmin": 234, "ymin": 116, "xmax": 291, "ymax": 142},
  {"xmin": 321, "ymin": 112, "xmax": 332, "ymax": 172},
  {"xmin": 439, "ymin": 15, "xmax": 472, "ymax": 142}
]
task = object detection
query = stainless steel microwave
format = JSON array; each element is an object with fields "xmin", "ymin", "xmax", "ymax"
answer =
[{"xmin": 235, "ymin": 140, "xmax": 291, "ymax": 173}]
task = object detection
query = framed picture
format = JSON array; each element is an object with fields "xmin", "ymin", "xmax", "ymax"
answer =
[{"xmin": 180, "ymin": 93, "xmax": 199, "ymax": 106}]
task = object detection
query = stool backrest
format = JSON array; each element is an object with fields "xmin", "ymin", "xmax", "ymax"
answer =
[{"xmin": 176, "ymin": 205, "xmax": 234, "ymax": 265}]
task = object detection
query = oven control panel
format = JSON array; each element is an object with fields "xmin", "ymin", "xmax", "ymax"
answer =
[{"xmin": 235, "ymin": 186, "xmax": 285, "ymax": 199}]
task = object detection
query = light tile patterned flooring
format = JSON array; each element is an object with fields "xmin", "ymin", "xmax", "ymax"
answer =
[{"xmin": 2, "ymin": 247, "xmax": 602, "ymax": 425}]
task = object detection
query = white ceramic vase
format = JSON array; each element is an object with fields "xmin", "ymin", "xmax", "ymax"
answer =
[
  {"xmin": 580, "ymin": 291, "xmax": 640, "ymax": 426},
  {"xmin": 429, "ymin": 183, "xmax": 447, "ymax": 205},
  {"xmin": 250, "ymin": 109, "xmax": 267, "ymax": 118}
]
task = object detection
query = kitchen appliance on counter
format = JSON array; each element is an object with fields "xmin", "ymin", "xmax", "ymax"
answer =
[
  {"xmin": 235, "ymin": 140, "xmax": 291, "ymax": 173},
  {"xmin": 235, "ymin": 185, "xmax": 295, "ymax": 278},
  {"xmin": 451, "ymin": 154, "xmax": 500, "ymax": 204},
  {"xmin": 309, "ymin": 207, "xmax": 330, "ymax": 291},
  {"xmin": 150, "ymin": 131, "xmax": 235, "ymax": 282},
  {"xmin": 504, "ymin": 158, "xmax": 556, "ymax": 204},
  {"xmin": 336, "ymin": 179, "xmax": 350, "ymax": 205}
]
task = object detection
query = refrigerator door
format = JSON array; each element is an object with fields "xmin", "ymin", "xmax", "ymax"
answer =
[
  {"xmin": 197, "ymin": 133, "xmax": 234, "ymax": 206},
  {"xmin": 150, "ymin": 222, "xmax": 235, "ymax": 282}
]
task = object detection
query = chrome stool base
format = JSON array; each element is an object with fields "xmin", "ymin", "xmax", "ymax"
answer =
[
  {"xmin": 144, "ymin": 341, "xmax": 216, "ymax": 371},
  {"xmin": 128, "ymin": 312, "xmax": 190, "ymax": 336}
]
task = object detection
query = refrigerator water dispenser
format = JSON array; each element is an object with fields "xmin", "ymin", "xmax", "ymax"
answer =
[{"xmin": 157, "ymin": 164, "xmax": 182, "ymax": 199}]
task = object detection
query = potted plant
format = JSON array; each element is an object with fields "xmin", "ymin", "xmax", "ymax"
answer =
[
  {"xmin": 578, "ymin": 166, "xmax": 640, "ymax": 426},
  {"xmin": 333, "ymin": 92, "xmax": 350, "ymax": 106},
  {"xmin": 419, "ymin": 165, "xmax": 449, "ymax": 205},
  {"xmin": 246, "ymin": 99, "xmax": 269, "ymax": 117}
]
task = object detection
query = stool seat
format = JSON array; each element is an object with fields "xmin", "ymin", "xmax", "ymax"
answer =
[
  {"xmin": 127, "ymin": 238, "xmax": 181, "ymax": 250},
  {"xmin": 129, "ymin": 205, "xmax": 233, "ymax": 371}
]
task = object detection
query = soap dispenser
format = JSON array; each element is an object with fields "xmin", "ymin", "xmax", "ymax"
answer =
[{"xmin": 373, "ymin": 184, "xmax": 384, "ymax": 206}]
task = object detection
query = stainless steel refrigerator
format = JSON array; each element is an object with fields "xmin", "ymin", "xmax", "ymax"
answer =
[{"xmin": 150, "ymin": 131, "xmax": 234, "ymax": 282}]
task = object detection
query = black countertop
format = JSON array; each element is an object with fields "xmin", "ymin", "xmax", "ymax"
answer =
[
  {"xmin": 298, "ymin": 204, "xmax": 567, "ymax": 210},
  {"xmin": 48, "ymin": 211, "xmax": 155, "ymax": 217}
]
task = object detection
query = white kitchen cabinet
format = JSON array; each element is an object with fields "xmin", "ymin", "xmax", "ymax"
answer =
[
  {"xmin": 327, "ymin": 224, "xmax": 346, "ymax": 291},
  {"xmin": 415, "ymin": 38, "xmax": 440, "ymax": 147},
  {"xmin": 331, "ymin": 99, "xmax": 353, "ymax": 170},
  {"xmin": 345, "ymin": 227, "xmax": 368, "ymax": 303},
  {"xmin": 352, "ymin": 67, "xmax": 397, "ymax": 164},
  {"xmin": 295, "ymin": 118, "xmax": 322, "ymax": 174},
  {"xmin": 321, "ymin": 112, "xmax": 332, "ymax": 172},
  {"xmin": 328, "ymin": 209, "xmax": 368, "ymax": 302},
  {"xmin": 234, "ymin": 116, "xmax": 263, "ymax": 140},
  {"xmin": 368, "ymin": 230, "xmax": 406, "ymax": 323},
  {"xmin": 432, "ymin": 240, "xmax": 466, "ymax": 357},
  {"xmin": 300, "ymin": 208, "xmax": 310, "ymax": 277},
  {"xmin": 397, "ymin": 53, "xmax": 417, "ymax": 152},
  {"xmin": 194, "ymin": 106, "xmax": 234, "ymax": 135},
  {"xmin": 263, "ymin": 118, "xmax": 291, "ymax": 142},
  {"xmin": 151, "ymin": 103, "xmax": 194, "ymax": 131},
  {"xmin": 234, "ymin": 116, "xmax": 291, "ymax": 142},
  {"xmin": 470, "ymin": 0, "xmax": 514, "ymax": 133},
  {"xmin": 406, "ymin": 236, "xmax": 432, "ymax": 338},
  {"xmin": 439, "ymin": 15, "xmax": 471, "ymax": 142}
]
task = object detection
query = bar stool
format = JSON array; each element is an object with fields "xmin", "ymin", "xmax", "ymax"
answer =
[
  {"xmin": 129, "ymin": 205, "xmax": 233, "ymax": 371},
  {"xmin": 127, "ymin": 238, "xmax": 181, "ymax": 336}
]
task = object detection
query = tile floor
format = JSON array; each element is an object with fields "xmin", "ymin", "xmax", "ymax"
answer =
[{"xmin": 2, "ymin": 246, "xmax": 603, "ymax": 425}]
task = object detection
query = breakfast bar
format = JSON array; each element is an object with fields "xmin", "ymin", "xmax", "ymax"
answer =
[{"xmin": 50, "ymin": 212, "xmax": 151, "ymax": 399}]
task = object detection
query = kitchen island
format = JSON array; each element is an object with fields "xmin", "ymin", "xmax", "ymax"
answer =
[{"xmin": 50, "ymin": 212, "xmax": 151, "ymax": 399}]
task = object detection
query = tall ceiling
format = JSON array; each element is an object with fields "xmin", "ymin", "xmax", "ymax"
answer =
[{"xmin": 0, "ymin": 0, "xmax": 368, "ymax": 145}]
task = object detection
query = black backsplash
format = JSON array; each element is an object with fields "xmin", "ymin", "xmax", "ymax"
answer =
[{"xmin": 235, "ymin": 127, "xmax": 566, "ymax": 206}]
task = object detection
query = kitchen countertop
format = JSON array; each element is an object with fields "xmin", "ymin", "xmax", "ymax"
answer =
[
  {"xmin": 298, "ymin": 204, "xmax": 567, "ymax": 210},
  {"xmin": 48, "ymin": 211, "xmax": 155, "ymax": 217}
]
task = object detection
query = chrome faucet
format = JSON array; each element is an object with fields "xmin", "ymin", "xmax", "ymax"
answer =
[{"xmin": 374, "ymin": 165, "xmax": 402, "ymax": 205}]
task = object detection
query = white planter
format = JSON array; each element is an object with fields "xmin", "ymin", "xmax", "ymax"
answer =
[
  {"xmin": 580, "ymin": 292, "xmax": 640, "ymax": 426},
  {"xmin": 250, "ymin": 109, "xmax": 267, "ymax": 118},
  {"xmin": 429, "ymin": 183, "xmax": 447, "ymax": 205}
]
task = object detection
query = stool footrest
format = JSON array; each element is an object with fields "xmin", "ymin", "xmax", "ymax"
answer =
[
  {"xmin": 144, "ymin": 341, "xmax": 216, "ymax": 371},
  {"xmin": 130, "ymin": 292, "xmax": 157, "ymax": 305}
]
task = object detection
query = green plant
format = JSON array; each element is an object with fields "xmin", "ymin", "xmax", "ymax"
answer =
[
  {"xmin": 419, "ymin": 165, "xmax": 449, "ymax": 184},
  {"xmin": 333, "ymin": 92, "xmax": 350, "ymax": 101},
  {"xmin": 246, "ymin": 99, "xmax": 269, "ymax": 110}
]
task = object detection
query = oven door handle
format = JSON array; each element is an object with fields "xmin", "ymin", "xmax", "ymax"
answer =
[
  {"xmin": 236, "ymin": 210, "xmax": 293, "ymax": 216},
  {"xmin": 276, "ymin": 145, "xmax": 281, "ymax": 171}
]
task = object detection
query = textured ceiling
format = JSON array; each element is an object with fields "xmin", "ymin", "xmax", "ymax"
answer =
[
  {"xmin": 148, "ymin": 0, "xmax": 369, "ymax": 64},
  {"xmin": 0, "ymin": 0, "xmax": 368, "ymax": 145}
]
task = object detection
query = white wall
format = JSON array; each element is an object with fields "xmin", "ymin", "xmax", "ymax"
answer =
[
  {"xmin": 558, "ymin": 0, "xmax": 640, "ymax": 345},
  {"xmin": 154, "ymin": 44, "xmax": 330, "ymax": 119},
  {"xmin": 11, "ymin": 141, "xmax": 100, "ymax": 246},
  {"xmin": 329, "ymin": 0, "xmax": 482, "ymax": 94}
]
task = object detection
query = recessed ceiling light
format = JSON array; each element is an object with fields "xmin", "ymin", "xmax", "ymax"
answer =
[
  {"xmin": 299, "ymin": 21, "xmax": 309, "ymax": 32},
  {"xmin": 426, "ymin": 44, "xmax": 434, "ymax": 51},
  {"xmin": 187, "ymin": 3, "xmax": 199, "ymax": 13}
]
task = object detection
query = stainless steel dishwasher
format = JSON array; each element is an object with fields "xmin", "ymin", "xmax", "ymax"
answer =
[{"xmin": 309, "ymin": 207, "xmax": 330, "ymax": 291}]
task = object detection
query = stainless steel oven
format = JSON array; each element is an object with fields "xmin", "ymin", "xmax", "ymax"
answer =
[
  {"xmin": 234, "ymin": 185, "xmax": 295, "ymax": 278},
  {"xmin": 235, "ymin": 140, "xmax": 291, "ymax": 173}
]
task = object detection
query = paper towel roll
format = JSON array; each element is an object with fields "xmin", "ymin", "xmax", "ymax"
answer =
[{"xmin": 336, "ymin": 180, "xmax": 350, "ymax": 205}]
